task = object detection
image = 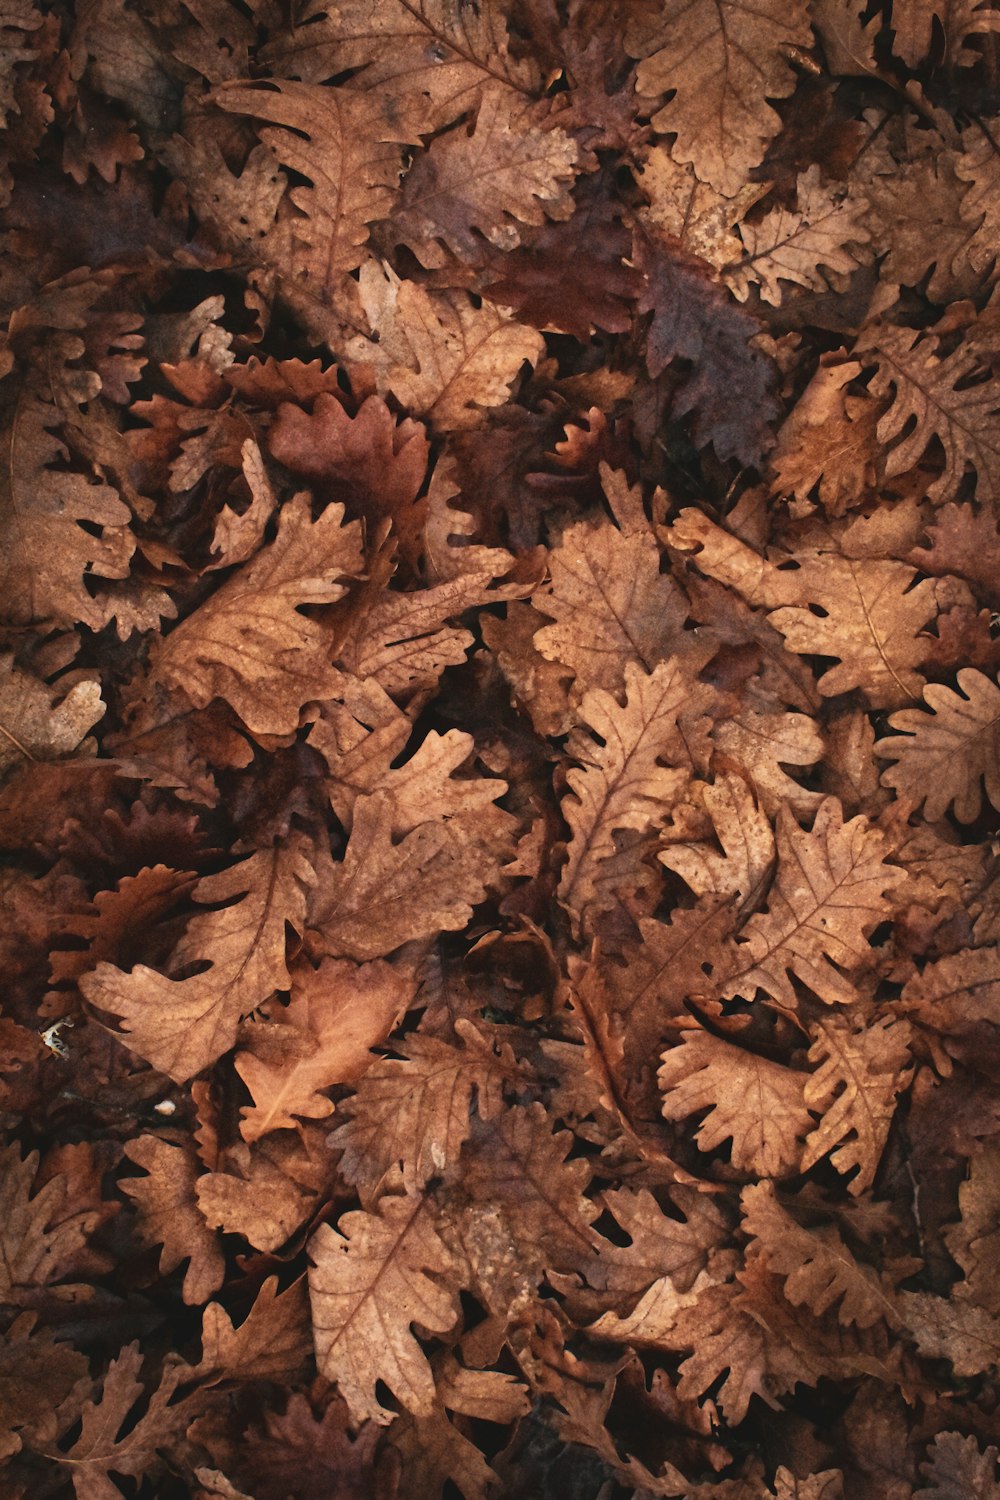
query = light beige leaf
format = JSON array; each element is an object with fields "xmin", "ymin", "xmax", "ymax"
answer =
[
  {"xmin": 875, "ymin": 668, "xmax": 1000, "ymax": 823},
  {"xmin": 637, "ymin": 145, "xmax": 761, "ymax": 271},
  {"xmin": 625, "ymin": 0, "xmax": 812, "ymax": 196},
  {"xmin": 659, "ymin": 1028, "xmax": 811, "ymax": 1177},
  {"xmin": 721, "ymin": 798, "xmax": 905, "ymax": 1008},
  {"xmin": 388, "ymin": 84, "xmax": 578, "ymax": 267},
  {"xmin": 308, "ymin": 1193, "xmax": 458, "ymax": 1424},
  {"xmin": 712, "ymin": 700, "xmax": 824, "ymax": 818},
  {"xmin": 236, "ymin": 957, "xmax": 415, "ymax": 1141},
  {"xmin": 81, "ymin": 839, "xmax": 313, "ymax": 1082},
  {"xmin": 725, "ymin": 166, "xmax": 871, "ymax": 305},
  {"xmin": 151, "ymin": 493, "xmax": 363, "ymax": 736},
  {"xmin": 559, "ymin": 660, "xmax": 714, "ymax": 936},
  {"xmin": 802, "ymin": 1014, "xmax": 913, "ymax": 1194},
  {"xmin": 352, "ymin": 262, "xmax": 543, "ymax": 430}
]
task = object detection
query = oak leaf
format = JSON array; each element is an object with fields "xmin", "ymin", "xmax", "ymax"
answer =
[
  {"xmin": 721, "ymin": 799, "xmax": 905, "ymax": 1009},
  {"xmin": 0, "ymin": 387, "xmax": 134, "ymax": 630},
  {"xmin": 329, "ymin": 1019, "xmax": 520, "ymax": 1194},
  {"xmin": 889, "ymin": 0, "xmax": 1000, "ymax": 68},
  {"xmin": 725, "ymin": 167, "xmax": 871, "ymax": 306},
  {"xmin": 741, "ymin": 1182, "xmax": 899, "ymax": 1329},
  {"xmin": 385, "ymin": 85, "xmax": 578, "ymax": 268},
  {"xmin": 0, "ymin": 656, "xmax": 104, "ymax": 777},
  {"xmin": 352, "ymin": 262, "xmax": 543, "ymax": 430},
  {"xmin": 236, "ymin": 956, "xmax": 415, "ymax": 1141},
  {"xmin": 658, "ymin": 1028, "xmax": 812, "ymax": 1177},
  {"xmin": 212, "ymin": 81, "xmax": 405, "ymax": 296},
  {"xmin": 914, "ymin": 1432, "xmax": 1000, "ymax": 1499},
  {"xmin": 625, "ymin": 0, "xmax": 812, "ymax": 196},
  {"xmin": 900, "ymin": 1290, "xmax": 1000, "ymax": 1376},
  {"xmin": 259, "ymin": 0, "xmax": 539, "ymax": 138},
  {"xmin": 660, "ymin": 771, "xmax": 775, "ymax": 916},
  {"xmin": 558, "ymin": 660, "xmax": 714, "ymax": 936},
  {"xmin": 875, "ymin": 668, "xmax": 1000, "ymax": 823},
  {"xmin": 0, "ymin": 1143, "xmax": 99, "ymax": 1302},
  {"xmin": 151, "ymin": 493, "xmax": 363, "ymax": 738},
  {"xmin": 120, "ymin": 1136, "xmax": 224, "ymax": 1306},
  {"xmin": 900, "ymin": 944, "xmax": 1000, "ymax": 1032},
  {"xmin": 81, "ymin": 839, "xmax": 313, "ymax": 1082},
  {"xmin": 195, "ymin": 1134, "xmax": 322, "ymax": 1253},
  {"xmin": 533, "ymin": 474, "xmax": 690, "ymax": 700},
  {"xmin": 44, "ymin": 1343, "xmax": 193, "ymax": 1500},
  {"xmin": 193, "ymin": 1276, "xmax": 310, "ymax": 1385},
  {"xmin": 801, "ymin": 1014, "xmax": 913, "ymax": 1193},
  {"xmin": 865, "ymin": 324, "xmax": 1000, "ymax": 505},
  {"xmin": 308, "ymin": 1192, "xmax": 458, "ymax": 1424},
  {"xmin": 310, "ymin": 791, "xmax": 501, "ymax": 961}
]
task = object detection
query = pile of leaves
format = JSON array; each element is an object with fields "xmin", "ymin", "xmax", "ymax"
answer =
[{"xmin": 4, "ymin": 0, "xmax": 1000, "ymax": 1494}]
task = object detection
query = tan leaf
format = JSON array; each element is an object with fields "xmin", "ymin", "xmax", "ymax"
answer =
[
  {"xmin": 212, "ymin": 81, "xmax": 405, "ymax": 294},
  {"xmin": 900, "ymin": 945, "xmax": 1000, "ymax": 1033},
  {"xmin": 659, "ymin": 1028, "xmax": 811, "ymax": 1177},
  {"xmin": 865, "ymin": 324, "xmax": 1000, "ymax": 505},
  {"xmin": 236, "ymin": 957, "xmax": 415, "ymax": 1141},
  {"xmin": 196, "ymin": 1135, "xmax": 322, "ymax": 1253},
  {"xmin": 900, "ymin": 1290, "xmax": 1000, "ymax": 1376},
  {"xmin": 151, "ymin": 493, "xmax": 363, "ymax": 737},
  {"xmin": 802, "ymin": 1014, "xmax": 913, "ymax": 1194},
  {"xmin": 329, "ymin": 1019, "xmax": 520, "ymax": 1194},
  {"xmin": 587, "ymin": 1185, "xmax": 730, "ymax": 1304},
  {"xmin": 388, "ymin": 85, "xmax": 578, "ymax": 267},
  {"xmin": 712, "ymin": 700, "xmax": 824, "ymax": 818},
  {"xmin": 890, "ymin": 0, "xmax": 1000, "ymax": 68},
  {"xmin": 741, "ymin": 1182, "xmax": 899, "ymax": 1328},
  {"xmin": 660, "ymin": 771, "xmax": 775, "ymax": 915},
  {"xmin": 0, "ymin": 1143, "xmax": 99, "ymax": 1302},
  {"xmin": 534, "ymin": 504, "xmax": 689, "ymax": 702},
  {"xmin": 352, "ymin": 262, "xmax": 543, "ymax": 430},
  {"xmin": 1, "ymin": 389, "xmax": 134, "ymax": 630},
  {"xmin": 194, "ymin": 1276, "xmax": 310, "ymax": 1385},
  {"xmin": 44, "ymin": 1343, "xmax": 193, "ymax": 1497},
  {"xmin": 559, "ymin": 660, "xmax": 714, "ymax": 936},
  {"xmin": 725, "ymin": 167, "xmax": 871, "ymax": 305},
  {"xmin": 308, "ymin": 1192, "xmax": 458, "ymax": 1424},
  {"xmin": 914, "ymin": 1432, "xmax": 1000, "ymax": 1499},
  {"xmin": 637, "ymin": 145, "xmax": 761, "ymax": 272},
  {"xmin": 0, "ymin": 657, "xmax": 103, "ymax": 777},
  {"xmin": 309, "ymin": 677, "xmax": 508, "ymax": 837},
  {"xmin": 625, "ymin": 0, "xmax": 812, "ymax": 196},
  {"xmin": 875, "ymin": 668, "xmax": 1000, "ymax": 823},
  {"xmin": 312, "ymin": 791, "xmax": 500, "ymax": 961},
  {"xmin": 769, "ymin": 357, "xmax": 879, "ymax": 518},
  {"xmin": 81, "ymin": 839, "xmax": 313, "ymax": 1082},
  {"xmin": 258, "ymin": 0, "xmax": 538, "ymax": 138},
  {"xmin": 721, "ymin": 799, "xmax": 905, "ymax": 1009},
  {"xmin": 120, "ymin": 1136, "xmax": 224, "ymax": 1306}
]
